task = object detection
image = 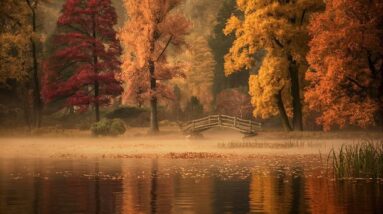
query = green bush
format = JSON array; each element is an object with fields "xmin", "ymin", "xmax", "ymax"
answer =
[{"xmin": 90, "ymin": 119, "xmax": 126, "ymax": 136}]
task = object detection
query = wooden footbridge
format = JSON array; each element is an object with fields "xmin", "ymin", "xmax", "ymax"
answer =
[{"xmin": 180, "ymin": 115, "xmax": 262, "ymax": 136}]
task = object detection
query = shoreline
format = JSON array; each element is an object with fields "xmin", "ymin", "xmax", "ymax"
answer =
[{"xmin": 1, "ymin": 129, "xmax": 382, "ymax": 159}]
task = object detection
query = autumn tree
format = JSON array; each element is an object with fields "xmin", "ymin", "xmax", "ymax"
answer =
[
  {"xmin": 305, "ymin": 0, "xmax": 383, "ymax": 131},
  {"xmin": 120, "ymin": 0, "xmax": 190, "ymax": 133},
  {"xmin": 0, "ymin": 0, "xmax": 31, "ymax": 84},
  {"xmin": 43, "ymin": 0, "xmax": 122, "ymax": 122},
  {"xmin": 216, "ymin": 88, "xmax": 252, "ymax": 119},
  {"xmin": 0, "ymin": 0, "xmax": 33, "ymax": 126},
  {"xmin": 209, "ymin": 0, "xmax": 249, "ymax": 99},
  {"xmin": 173, "ymin": 36, "xmax": 215, "ymax": 110},
  {"xmin": 164, "ymin": 0, "xmax": 222, "ymax": 112},
  {"xmin": 24, "ymin": 0, "xmax": 49, "ymax": 127},
  {"xmin": 224, "ymin": 0, "xmax": 323, "ymax": 131},
  {"xmin": 182, "ymin": 0, "xmax": 221, "ymax": 36},
  {"xmin": 0, "ymin": 0, "xmax": 50, "ymax": 127}
]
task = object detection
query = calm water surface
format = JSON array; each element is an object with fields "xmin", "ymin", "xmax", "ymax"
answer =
[{"xmin": 0, "ymin": 158, "xmax": 382, "ymax": 214}]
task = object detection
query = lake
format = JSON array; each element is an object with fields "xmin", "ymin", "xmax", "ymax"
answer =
[{"xmin": 0, "ymin": 157, "xmax": 382, "ymax": 214}]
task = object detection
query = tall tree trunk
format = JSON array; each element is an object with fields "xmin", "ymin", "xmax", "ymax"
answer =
[
  {"xmin": 275, "ymin": 89, "xmax": 292, "ymax": 131},
  {"xmin": 18, "ymin": 84, "xmax": 32, "ymax": 129},
  {"xmin": 94, "ymin": 81, "xmax": 100, "ymax": 122},
  {"xmin": 149, "ymin": 60, "xmax": 159, "ymax": 133},
  {"xmin": 148, "ymin": 27, "xmax": 161, "ymax": 133},
  {"xmin": 30, "ymin": 7, "xmax": 42, "ymax": 128},
  {"xmin": 288, "ymin": 54, "xmax": 303, "ymax": 131},
  {"xmin": 377, "ymin": 63, "xmax": 383, "ymax": 127},
  {"xmin": 92, "ymin": 14, "xmax": 100, "ymax": 122}
]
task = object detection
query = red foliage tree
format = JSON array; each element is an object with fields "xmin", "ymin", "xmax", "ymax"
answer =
[
  {"xmin": 216, "ymin": 88, "xmax": 253, "ymax": 119},
  {"xmin": 305, "ymin": 0, "xmax": 383, "ymax": 131},
  {"xmin": 42, "ymin": 0, "xmax": 122, "ymax": 121}
]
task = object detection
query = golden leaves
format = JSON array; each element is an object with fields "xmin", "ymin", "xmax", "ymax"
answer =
[
  {"xmin": 224, "ymin": 16, "xmax": 241, "ymax": 36},
  {"xmin": 169, "ymin": 36, "xmax": 215, "ymax": 111},
  {"xmin": 0, "ymin": 0, "xmax": 32, "ymax": 84},
  {"xmin": 249, "ymin": 53, "xmax": 291, "ymax": 118},
  {"xmin": 224, "ymin": 0, "xmax": 321, "ymax": 121},
  {"xmin": 0, "ymin": 34, "xmax": 28, "ymax": 83}
]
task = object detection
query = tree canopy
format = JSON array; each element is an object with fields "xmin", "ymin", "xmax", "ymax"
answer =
[
  {"xmin": 0, "ymin": 0, "xmax": 31, "ymax": 84},
  {"xmin": 43, "ymin": 0, "xmax": 122, "ymax": 121},
  {"xmin": 305, "ymin": 0, "xmax": 383, "ymax": 130},
  {"xmin": 224, "ymin": 0, "xmax": 323, "ymax": 131},
  {"xmin": 120, "ymin": 0, "xmax": 190, "ymax": 132}
]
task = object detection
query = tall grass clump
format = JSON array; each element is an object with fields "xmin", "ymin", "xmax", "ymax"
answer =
[{"xmin": 329, "ymin": 139, "xmax": 383, "ymax": 179}]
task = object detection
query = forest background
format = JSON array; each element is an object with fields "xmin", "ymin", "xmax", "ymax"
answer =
[{"xmin": 0, "ymin": 0, "xmax": 382, "ymax": 134}]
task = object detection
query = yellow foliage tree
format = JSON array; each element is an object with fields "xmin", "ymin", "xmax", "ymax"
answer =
[
  {"xmin": 1, "ymin": 0, "xmax": 49, "ymax": 127},
  {"xmin": 168, "ymin": 0, "xmax": 220, "ymax": 111},
  {"xmin": 172, "ymin": 36, "xmax": 215, "ymax": 111},
  {"xmin": 224, "ymin": 0, "xmax": 323, "ymax": 131}
]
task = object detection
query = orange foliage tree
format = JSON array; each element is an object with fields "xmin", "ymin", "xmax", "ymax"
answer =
[
  {"xmin": 306, "ymin": 0, "xmax": 383, "ymax": 131},
  {"xmin": 120, "ymin": 0, "xmax": 190, "ymax": 133}
]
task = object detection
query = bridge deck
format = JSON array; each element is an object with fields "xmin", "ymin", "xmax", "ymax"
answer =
[{"xmin": 180, "ymin": 115, "xmax": 262, "ymax": 135}]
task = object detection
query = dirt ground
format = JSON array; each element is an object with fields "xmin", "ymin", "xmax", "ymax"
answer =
[{"xmin": 0, "ymin": 126, "xmax": 382, "ymax": 159}]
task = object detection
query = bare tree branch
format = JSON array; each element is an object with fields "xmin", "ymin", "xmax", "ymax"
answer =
[
  {"xmin": 156, "ymin": 35, "xmax": 173, "ymax": 61},
  {"xmin": 66, "ymin": 24, "xmax": 91, "ymax": 37},
  {"xmin": 300, "ymin": 9, "xmax": 306, "ymax": 25},
  {"xmin": 346, "ymin": 75, "xmax": 367, "ymax": 90}
]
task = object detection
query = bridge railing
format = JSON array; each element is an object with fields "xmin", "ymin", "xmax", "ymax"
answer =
[{"xmin": 181, "ymin": 115, "xmax": 262, "ymax": 134}]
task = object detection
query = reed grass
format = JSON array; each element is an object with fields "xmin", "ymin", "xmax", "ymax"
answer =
[{"xmin": 329, "ymin": 139, "xmax": 383, "ymax": 179}]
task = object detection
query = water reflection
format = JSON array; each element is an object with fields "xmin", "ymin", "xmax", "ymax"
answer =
[
  {"xmin": 0, "ymin": 158, "xmax": 382, "ymax": 213},
  {"xmin": 306, "ymin": 177, "xmax": 383, "ymax": 213},
  {"xmin": 249, "ymin": 167, "xmax": 308, "ymax": 213},
  {"xmin": 214, "ymin": 177, "xmax": 250, "ymax": 213}
]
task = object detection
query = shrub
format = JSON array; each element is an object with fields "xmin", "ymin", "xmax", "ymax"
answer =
[
  {"xmin": 109, "ymin": 119, "xmax": 126, "ymax": 136},
  {"xmin": 90, "ymin": 119, "xmax": 126, "ymax": 136}
]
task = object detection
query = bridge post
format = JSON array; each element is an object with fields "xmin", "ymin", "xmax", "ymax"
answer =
[
  {"xmin": 249, "ymin": 120, "xmax": 252, "ymax": 132},
  {"xmin": 234, "ymin": 117, "xmax": 237, "ymax": 127},
  {"xmin": 218, "ymin": 115, "xmax": 221, "ymax": 126},
  {"xmin": 193, "ymin": 120, "xmax": 195, "ymax": 130}
]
